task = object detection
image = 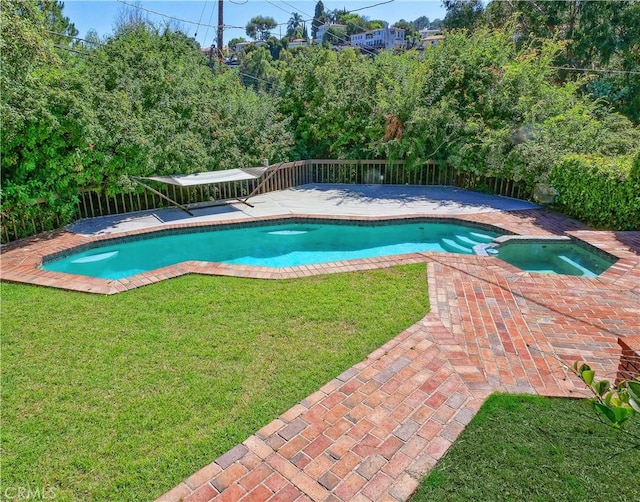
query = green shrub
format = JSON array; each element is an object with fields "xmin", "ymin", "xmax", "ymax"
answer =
[
  {"xmin": 550, "ymin": 154, "xmax": 639, "ymax": 230},
  {"xmin": 631, "ymin": 149, "xmax": 640, "ymax": 181}
]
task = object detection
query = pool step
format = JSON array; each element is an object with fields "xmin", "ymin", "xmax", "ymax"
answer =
[
  {"xmin": 556, "ymin": 255, "xmax": 596, "ymax": 277},
  {"xmin": 453, "ymin": 235, "xmax": 483, "ymax": 248},
  {"xmin": 440, "ymin": 238, "xmax": 473, "ymax": 254},
  {"xmin": 468, "ymin": 232, "xmax": 496, "ymax": 243}
]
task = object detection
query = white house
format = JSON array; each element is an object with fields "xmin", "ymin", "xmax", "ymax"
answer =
[
  {"xmin": 234, "ymin": 40, "xmax": 266, "ymax": 53},
  {"xmin": 350, "ymin": 23, "xmax": 405, "ymax": 51}
]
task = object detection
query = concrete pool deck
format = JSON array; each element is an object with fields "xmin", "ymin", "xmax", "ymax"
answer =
[
  {"xmin": 2, "ymin": 184, "xmax": 639, "ymax": 501},
  {"xmin": 67, "ymin": 184, "xmax": 541, "ymax": 237}
]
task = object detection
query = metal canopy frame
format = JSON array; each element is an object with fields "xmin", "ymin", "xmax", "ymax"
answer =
[{"xmin": 130, "ymin": 164, "xmax": 282, "ymax": 216}]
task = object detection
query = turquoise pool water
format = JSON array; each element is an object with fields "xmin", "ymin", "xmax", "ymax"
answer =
[
  {"xmin": 489, "ymin": 241, "xmax": 616, "ymax": 277},
  {"xmin": 42, "ymin": 221, "xmax": 500, "ymax": 280}
]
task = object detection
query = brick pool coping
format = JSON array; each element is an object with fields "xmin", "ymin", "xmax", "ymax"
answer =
[
  {"xmin": 2, "ymin": 208, "xmax": 639, "ymax": 502},
  {"xmin": 2, "ymin": 210, "xmax": 638, "ymax": 295}
]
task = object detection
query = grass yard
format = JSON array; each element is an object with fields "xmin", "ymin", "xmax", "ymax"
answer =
[
  {"xmin": 413, "ymin": 393, "xmax": 640, "ymax": 502},
  {"xmin": 1, "ymin": 264, "xmax": 428, "ymax": 501}
]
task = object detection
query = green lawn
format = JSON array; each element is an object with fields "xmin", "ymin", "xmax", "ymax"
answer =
[
  {"xmin": 413, "ymin": 393, "xmax": 640, "ymax": 502},
  {"xmin": 1, "ymin": 265, "xmax": 428, "ymax": 501}
]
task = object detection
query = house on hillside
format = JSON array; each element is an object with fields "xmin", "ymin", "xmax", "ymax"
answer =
[
  {"xmin": 420, "ymin": 29, "xmax": 444, "ymax": 48},
  {"xmin": 287, "ymin": 38, "xmax": 309, "ymax": 48},
  {"xmin": 316, "ymin": 23, "xmax": 348, "ymax": 44},
  {"xmin": 234, "ymin": 40, "xmax": 267, "ymax": 54},
  {"xmin": 350, "ymin": 23, "xmax": 405, "ymax": 51}
]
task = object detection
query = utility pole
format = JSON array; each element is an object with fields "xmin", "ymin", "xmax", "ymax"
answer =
[{"xmin": 217, "ymin": 0, "xmax": 224, "ymax": 60}]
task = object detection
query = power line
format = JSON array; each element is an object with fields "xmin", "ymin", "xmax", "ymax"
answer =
[
  {"xmin": 347, "ymin": 0, "xmax": 396, "ymax": 14},
  {"xmin": 115, "ymin": 0, "xmax": 244, "ymax": 31},
  {"xmin": 279, "ymin": 0, "xmax": 396, "ymax": 18},
  {"xmin": 53, "ymin": 45, "xmax": 92, "ymax": 57},
  {"xmin": 116, "ymin": 0, "xmax": 210, "ymax": 28},
  {"xmin": 193, "ymin": 0, "xmax": 210, "ymax": 38},
  {"xmin": 237, "ymin": 70, "xmax": 281, "ymax": 90},
  {"xmin": 115, "ymin": 0, "xmax": 398, "ymax": 51},
  {"xmin": 280, "ymin": 0, "xmax": 303, "ymax": 11},
  {"xmin": 263, "ymin": 1, "xmax": 311, "ymax": 29},
  {"xmin": 202, "ymin": 0, "xmax": 218, "ymax": 45},
  {"xmin": 265, "ymin": 0, "xmax": 295, "ymax": 17},
  {"xmin": 46, "ymin": 29, "xmax": 106, "ymax": 46}
]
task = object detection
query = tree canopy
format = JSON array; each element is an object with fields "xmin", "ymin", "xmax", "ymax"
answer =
[
  {"xmin": 1, "ymin": 2, "xmax": 292, "ymax": 239},
  {"xmin": 322, "ymin": 25, "xmax": 348, "ymax": 46},
  {"xmin": 312, "ymin": 0, "xmax": 326, "ymax": 39},
  {"xmin": 287, "ymin": 12, "xmax": 305, "ymax": 39},
  {"xmin": 245, "ymin": 15, "xmax": 277, "ymax": 41},
  {"xmin": 443, "ymin": 0, "xmax": 485, "ymax": 30},
  {"xmin": 483, "ymin": 0, "xmax": 640, "ymax": 122}
]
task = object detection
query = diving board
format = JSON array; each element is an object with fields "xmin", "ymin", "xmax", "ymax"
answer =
[{"xmin": 130, "ymin": 163, "xmax": 281, "ymax": 216}]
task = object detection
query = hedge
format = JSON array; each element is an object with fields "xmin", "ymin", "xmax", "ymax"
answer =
[{"xmin": 550, "ymin": 154, "xmax": 640, "ymax": 231}]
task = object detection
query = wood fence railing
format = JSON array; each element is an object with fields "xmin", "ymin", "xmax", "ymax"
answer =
[{"xmin": 1, "ymin": 159, "xmax": 528, "ymax": 243}]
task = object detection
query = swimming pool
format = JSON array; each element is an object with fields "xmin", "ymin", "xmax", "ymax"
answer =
[{"xmin": 42, "ymin": 219, "xmax": 501, "ymax": 280}]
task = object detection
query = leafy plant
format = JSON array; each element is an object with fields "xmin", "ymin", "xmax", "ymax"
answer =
[
  {"xmin": 572, "ymin": 361, "xmax": 640, "ymax": 429},
  {"xmin": 1, "ymin": 7, "xmax": 292, "ymax": 241},
  {"xmin": 549, "ymin": 154, "xmax": 639, "ymax": 230}
]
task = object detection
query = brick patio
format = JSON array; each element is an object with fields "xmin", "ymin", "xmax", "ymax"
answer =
[{"xmin": 2, "ymin": 205, "xmax": 639, "ymax": 502}]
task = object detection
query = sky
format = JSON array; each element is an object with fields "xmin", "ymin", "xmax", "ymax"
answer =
[{"xmin": 62, "ymin": 0, "xmax": 447, "ymax": 47}]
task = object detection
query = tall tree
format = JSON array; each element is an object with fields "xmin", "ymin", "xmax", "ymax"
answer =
[
  {"xmin": 37, "ymin": 0, "xmax": 78, "ymax": 42},
  {"xmin": 322, "ymin": 25, "xmax": 348, "ymax": 46},
  {"xmin": 413, "ymin": 16, "xmax": 430, "ymax": 30},
  {"xmin": 443, "ymin": 0, "xmax": 485, "ymax": 30},
  {"xmin": 287, "ymin": 12, "xmax": 304, "ymax": 38},
  {"xmin": 245, "ymin": 16, "xmax": 277, "ymax": 41},
  {"xmin": 338, "ymin": 13, "xmax": 369, "ymax": 36},
  {"xmin": 312, "ymin": 1, "xmax": 325, "ymax": 39},
  {"xmin": 394, "ymin": 19, "xmax": 420, "ymax": 39},
  {"xmin": 114, "ymin": 1, "xmax": 149, "ymax": 33}
]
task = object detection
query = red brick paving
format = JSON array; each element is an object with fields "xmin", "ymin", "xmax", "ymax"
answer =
[{"xmin": 2, "ymin": 209, "xmax": 639, "ymax": 501}]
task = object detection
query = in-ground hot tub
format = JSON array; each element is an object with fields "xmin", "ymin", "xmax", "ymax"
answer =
[{"xmin": 483, "ymin": 236, "xmax": 617, "ymax": 277}]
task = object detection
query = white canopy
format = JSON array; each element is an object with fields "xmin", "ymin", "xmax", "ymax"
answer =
[{"xmin": 142, "ymin": 167, "xmax": 269, "ymax": 187}]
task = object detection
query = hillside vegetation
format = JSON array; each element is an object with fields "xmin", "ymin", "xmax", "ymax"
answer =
[{"xmin": 2, "ymin": 1, "xmax": 639, "ymax": 235}]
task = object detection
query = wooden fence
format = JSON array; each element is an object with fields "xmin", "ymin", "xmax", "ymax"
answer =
[{"xmin": 1, "ymin": 159, "xmax": 527, "ymax": 243}]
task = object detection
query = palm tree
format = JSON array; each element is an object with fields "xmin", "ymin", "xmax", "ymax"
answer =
[{"xmin": 287, "ymin": 12, "xmax": 304, "ymax": 38}]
